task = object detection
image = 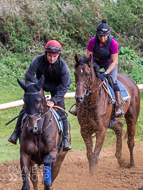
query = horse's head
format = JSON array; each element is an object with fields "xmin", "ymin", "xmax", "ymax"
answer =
[
  {"xmin": 17, "ymin": 75, "xmax": 45, "ymax": 134},
  {"xmin": 74, "ymin": 55, "xmax": 99, "ymax": 103}
]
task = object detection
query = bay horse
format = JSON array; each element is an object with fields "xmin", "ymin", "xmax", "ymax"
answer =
[
  {"xmin": 74, "ymin": 55, "xmax": 140, "ymax": 175},
  {"xmin": 17, "ymin": 75, "xmax": 71, "ymax": 190}
]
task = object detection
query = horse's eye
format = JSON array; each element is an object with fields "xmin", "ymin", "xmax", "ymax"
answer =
[
  {"xmin": 37, "ymin": 99, "xmax": 41, "ymax": 104},
  {"xmin": 86, "ymin": 73, "xmax": 90, "ymax": 77}
]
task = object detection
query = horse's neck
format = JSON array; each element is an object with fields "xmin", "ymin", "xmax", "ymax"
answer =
[
  {"xmin": 90, "ymin": 78, "xmax": 100, "ymax": 94},
  {"xmin": 88, "ymin": 78, "xmax": 101, "ymax": 104}
]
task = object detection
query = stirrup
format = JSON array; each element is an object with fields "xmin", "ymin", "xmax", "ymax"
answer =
[
  {"xmin": 115, "ymin": 104, "xmax": 124, "ymax": 118},
  {"xmin": 69, "ymin": 108, "xmax": 77, "ymax": 116},
  {"xmin": 68, "ymin": 103, "xmax": 77, "ymax": 116}
]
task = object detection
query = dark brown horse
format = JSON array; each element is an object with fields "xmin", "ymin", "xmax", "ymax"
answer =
[
  {"xmin": 17, "ymin": 75, "xmax": 71, "ymax": 190},
  {"xmin": 74, "ymin": 55, "xmax": 140, "ymax": 175}
]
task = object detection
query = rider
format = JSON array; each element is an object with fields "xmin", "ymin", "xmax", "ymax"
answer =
[
  {"xmin": 8, "ymin": 40, "xmax": 72, "ymax": 151},
  {"xmin": 70, "ymin": 19, "xmax": 124, "ymax": 117}
]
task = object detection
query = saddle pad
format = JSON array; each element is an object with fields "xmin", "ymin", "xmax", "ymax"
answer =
[
  {"xmin": 51, "ymin": 108, "xmax": 63, "ymax": 133},
  {"xmin": 107, "ymin": 80, "xmax": 130, "ymax": 103}
]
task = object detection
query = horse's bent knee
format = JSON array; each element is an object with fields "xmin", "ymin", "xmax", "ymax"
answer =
[
  {"xmin": 127, "ymin": 139, "xmax": 135, "ymax": 149},
  {"xmin": 43, "ymin": 155, "xmax": 53, "ymax": 166}
]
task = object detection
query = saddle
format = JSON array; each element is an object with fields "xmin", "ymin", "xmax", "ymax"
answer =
[
  {"xmin": 103, "ymin": 77, "xmax": 130, "ymax": 104},
  {"xmin": 103, "ymin": 77, "xmax": 130, "ymax": 128}
]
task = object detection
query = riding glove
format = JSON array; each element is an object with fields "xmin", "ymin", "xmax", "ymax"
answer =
[{"xmin": 100, "ymin": 72, "xmax": 108, "ymax": 81}]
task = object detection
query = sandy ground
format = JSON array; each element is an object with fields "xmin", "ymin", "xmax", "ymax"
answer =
[{"xmin": 1, "ymin": 142, "xmax": 143, "ymax": 190}]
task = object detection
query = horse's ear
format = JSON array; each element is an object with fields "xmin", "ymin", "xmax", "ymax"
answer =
[
  {"xmin": 17, "ymin": 79, "xmax": 28, "ymax": 91},
  {"xmin": 88, "ymin": 55, "xmax": 96, "ymax": 81},
  {"xmin": 36, "ymin": 75, "xmax": 45, "ymax": 90},
  {"xmin": 75, "ymin": 55, "xmax": 79, "ymax": 63},
  {"xmin": 88, "ymin": 54, "xmax": 93, "ymax": 68},
  {"xmin": 87, "ymin": 54, "xmax": 92, "ymax": 64}
]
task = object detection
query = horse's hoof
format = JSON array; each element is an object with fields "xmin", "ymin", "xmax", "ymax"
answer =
[
  {"xmin": 44, "ymin": 186, "xmax": 55, "ymax": 190},
  {"xmin": 117, "ymin": 157, "xmax": 126, "ymax": 167},
  {"xmin": 130, "ymin": 162, "xmax": 135, "ymax": 167}
]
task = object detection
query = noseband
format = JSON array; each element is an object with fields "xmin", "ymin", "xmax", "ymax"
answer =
[
  {"xmin": 76, "ymin": 70, "xmax": 92, "ymax": 96},
  {"xmin": 24, "ymin": 91, "xmax": 41, "ymax": 95}
]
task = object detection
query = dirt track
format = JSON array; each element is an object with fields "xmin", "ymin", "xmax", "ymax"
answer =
[{"xmin": 1, "ymin": 142, "xmax": 143, "ymax": 190}]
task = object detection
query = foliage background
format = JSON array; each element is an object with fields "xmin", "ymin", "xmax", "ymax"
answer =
[{"xmin": 0, "ymin": 0, "xmax": 143, "ymax": 83}]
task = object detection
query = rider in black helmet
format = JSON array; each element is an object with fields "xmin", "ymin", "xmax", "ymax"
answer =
[{"xmin": 70, "ymin": 19, "xmax": 124, "ymax": 118}]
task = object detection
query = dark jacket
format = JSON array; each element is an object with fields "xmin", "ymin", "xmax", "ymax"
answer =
[
  {"xmin": 93, "ymin": 35, "xmax": 113, "ymax": 64},
  {"xmin": 25, "ymin": 54, "xmax": 71, "ymax": 104}
]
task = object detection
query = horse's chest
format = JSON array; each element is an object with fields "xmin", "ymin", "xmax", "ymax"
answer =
[{"xmin": 77, "ymin": 105, "xmax": 109, "ymax": 133}]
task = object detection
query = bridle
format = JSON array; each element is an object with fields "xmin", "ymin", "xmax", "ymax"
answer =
[
  {"xmin": 76, "ymin": 70, "xmax": 92, "ymax": 97},
  {"xmin": 76, "ymin": 67, "xmax": 103, "ymax": 108},
  {"xmin": 24, "ymin": 91, "xmax": 50, "ymax": 133}
]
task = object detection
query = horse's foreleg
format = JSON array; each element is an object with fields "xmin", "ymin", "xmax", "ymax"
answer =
[
  {"xmin": 29, "ymin": 161, "xmax": 38, "ymax": 190},
  {"xmin": 110, "ymin": 121, "xmax": 125, "ymax": 166},
  {"xmin": 20, "ymin": 153, "xmax": 31, "ymax": 190},
  {"xmin": 81, "ymin": 131, "xmax": 93, "ymax": 174},
  {"xmin": 43, "ymin": 149, "xmax": 58, "ymax": 190},
  {"xmin": 92, "ymin": 128, "xmax": 107, "ymax": 174}
]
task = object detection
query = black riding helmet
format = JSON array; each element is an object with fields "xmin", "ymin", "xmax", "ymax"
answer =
[{"xmin": 96, "ymin": 19, "xmax": 110, "ymax": 36}]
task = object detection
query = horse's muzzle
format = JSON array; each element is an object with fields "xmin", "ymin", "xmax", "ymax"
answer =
[
  {"xmin": 33, "ymin": 126, "xmax": 38, "ymax": 134},
  {"xmin": 75, "ymin": 94, "xmax": 84, "ymax": 103},
  {"xmin": 27, "ymin": 115, "xmax": 39, "ymax": 134}
]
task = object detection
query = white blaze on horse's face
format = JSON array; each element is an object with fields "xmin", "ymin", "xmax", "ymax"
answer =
[{"xmin": 81, "ymin": 69, "xmax": 83, "ymax": 74}]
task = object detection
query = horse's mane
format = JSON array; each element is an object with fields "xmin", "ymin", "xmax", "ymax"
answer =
[{"xmin": 75, "ymin": 55, "xmax": 100, "ymax": 78}]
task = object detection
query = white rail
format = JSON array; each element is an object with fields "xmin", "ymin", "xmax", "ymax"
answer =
[
  {"xmin": 0, "ymin": 84, "xmax": 143, "ymax": 111},
  {"xmin": 0, "ymin": 92, "xmax": 75, "ymax": 111}
]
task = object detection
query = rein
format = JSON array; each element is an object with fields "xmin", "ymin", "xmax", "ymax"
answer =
[{"xmin": 76, "ymin": 72, "xmax": 105, "ymax": 109}]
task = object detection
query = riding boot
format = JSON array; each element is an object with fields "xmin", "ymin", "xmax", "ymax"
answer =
[
  {"xmin": 8, "ymin": 108, "xmax": 25, "ymax": 145},
  {"xmin": 115, "ymin": 91, "xmax": 124, "ymax": 118},
  {"xmin": 62, "ymin": 117, "xmax": 72, "ymax": 151},
  {"xmin": 69, "ymin": 107, "xmax": 77, "ymax": 116}
]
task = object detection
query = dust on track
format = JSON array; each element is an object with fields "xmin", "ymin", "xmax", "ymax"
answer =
[{"xmin": 1, "ymin": 142, "xmax": 143, "ymax": 190}]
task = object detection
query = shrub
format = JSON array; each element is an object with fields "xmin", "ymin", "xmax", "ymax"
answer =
[
  {"xmin": 118, "ymin": 47, "xmax": 143, "ymax": 84},
  {"xmin": 105, "ymin": 0, "xmax": 143, "ymax": 51}
]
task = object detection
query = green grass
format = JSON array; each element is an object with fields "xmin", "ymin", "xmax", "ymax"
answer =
[{"xmin": 0, "ymin": 86, "xmax": 143, "ymax": 163}]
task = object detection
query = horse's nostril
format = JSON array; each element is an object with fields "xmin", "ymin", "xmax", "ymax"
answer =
[
  {"xmin": 33, "ymin": 127, "xmax": 38, "ymax": 134},
  {"xmin": 75, "ymin": 95, "xmax": 84, "ymax": 103},
  {"xmin": 79, "ymin": 97, "xmax": 83, "ymax": 102}
]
